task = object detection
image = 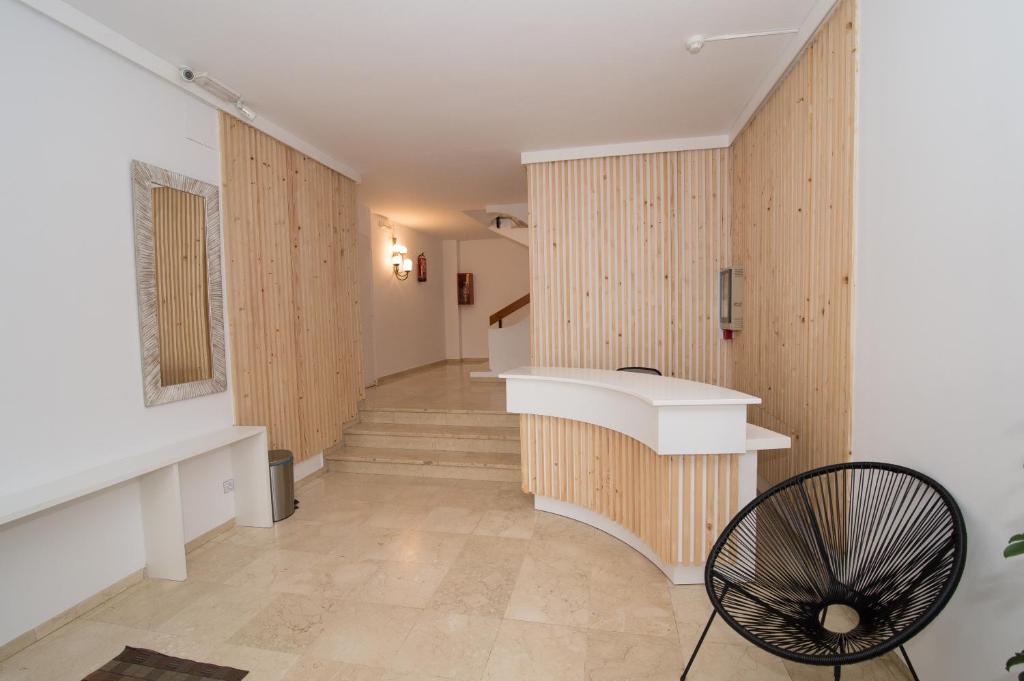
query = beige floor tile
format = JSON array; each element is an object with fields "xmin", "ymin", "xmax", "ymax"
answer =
[
  {"xmin": 428, "ymin": 547, "xmax": 525, "ymax": 616},
  {"xmin": 353, "ymin": 560, "xmax": 449, "ymax": 607},
  {"xmin": 86, "ymin": 578, "xmax": 216, "ymax": 630},
  {"xmin": 305, "ymin": 601, "xmax": 420, "ymax": 667},
  {"xmin": 392, "ymin": 484, "xmax": 448, "ymax": 507},
  {"xmin": 420, "ymin": 505, "xmax": 484, "ymax": 534},
  {"xmin": 783, "ymin": 652, "xmax": 908, "ymax": 681},
  {"xmin": 228, "ymin": 592, "xmax": 344, "ymax": 654},
  {"xmin": 282, "ymin": 656, "xmax": 385, "ymax": 681},
  {"xmin": 677, "ymin": 613, "xmax": 747, "ymax": 649},
  {"xmin": 332, "ymin": 527, "xmax": 469, "ymax": 565},
  {"xmin": 474, "ymin": 508, "xmax": 536, "ymax": 539},
  {"xmin": 329, "ymin": 524, "xmax": 406, "ymax": 561},
  {"xmin": 680, "ymin": 640, "xmax": 790, "ymax": 681},
  {"xmin": 390, "ymin": 610, "xmax": 502, "ymax": 680},
  {"xmin": 588, "ymin": 542, "xmax": 670, "ymax": 585},
  {"xmin": 459, "ymin": 534, "xmax": 530, "ymax": 563},
  {"xmin": 224, "ymin": 548, "xmax": 333, "ymax": 595},
  {"xmin": 380, "ymin": 672, "xmax": 456, "ymax": 681},
  {"xmin": 220, "ymin": 518, "xmax": 330, "ymax": 549},
  {"xmin": 313, "ymin": 482, "xmax": 405, "ymax": 505},
  {"xmin": 186, "ymin": 540, "xmax": 263, "ymax": 583},
  {"xmin": 315, "ymin": 501, "xmax": 376, "ymax": 527},
  {"xmin": 670, "ymin": 586, "xmax": 746, "ymax": 649},
  {"xmin": 0, "ymin": 620, "xmax": 211, "ymax": 681},
  {"xmin": 584, "ymin": 629, "xmax": 685, "ymax": 681},
  {"xmin": 587, "ymin": 573, "xmax": 677, "ymax": 638},
  {"xmin": 362, "ymin": 361, "xmax": 503, "ymax": 412},
  {"xmin": 276, "ymin": 518, "xmax": 367, "ymax": 555},
  {"xmin": 505, "ymin": 541, "xmax": 591, "ymax": 627},
  {"xmin": 669, "ymin": 585, "xmax": 714, "ymax": 626},
  {"xmin": 156, "ymin": 583, "xmax": 274, "ymax": 642},
  {"xmin": 532, "ymin": 513, "xmax": 621, "ymax": 549},
  {"xmin": 482, "ymin": 619, "xmax": 587, "ymax": 681},
  {"xmin": 202, "ymin": 642, "xmax": 299, "ymax": 681},
  {"xmin": 364, "ymin": 504, "xmax": 430, "ymax": 530}
]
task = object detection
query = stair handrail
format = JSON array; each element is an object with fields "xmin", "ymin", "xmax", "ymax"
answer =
[{"xmin": 489, "ymin": 293, "xmax": 530, "ymax": 328}]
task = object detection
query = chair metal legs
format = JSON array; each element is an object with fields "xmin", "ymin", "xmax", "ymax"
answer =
[
  {"xmin": 899, "ymin": 645, "xmax": 921, "ymax": 681},
  {"xmin": 679, "ymin": 610, "xmax": 716, "ymax": 680},
  {"xmin": 681, "ymin": 615, "xmax": 921, "ymax": 681}
]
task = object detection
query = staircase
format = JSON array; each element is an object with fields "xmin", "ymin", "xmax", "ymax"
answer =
[{"xmin": 326, "ymin": 405, "xmax": 521, "ymax": 481}]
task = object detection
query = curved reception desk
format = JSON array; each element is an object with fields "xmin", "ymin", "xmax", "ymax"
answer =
[{"xmin": 500, "ymin": 367, "xmax": 791, "ymax": 584}]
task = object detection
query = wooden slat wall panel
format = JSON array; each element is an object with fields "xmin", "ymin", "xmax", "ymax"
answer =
[
  {"xmin": 524, "ymin": 150, "xmax": 735, "ymax": 565},
  {"xmin": 220, "ymin": 113, "xmax": 363, "ymax": 461},
  {"xmin": 152, "ymin": 187, "xmax": 212, "ymax": 385},
  {"xmin": 521, "ymin": 415, "xmax": 739, "ymax": 565},
  {"xmin": 526, "ymin": 150, "xmax": 730, "ymax": 380},
  {"xmin": 730, "ymin": 0, "xmax": 857, "ymax": 485}
]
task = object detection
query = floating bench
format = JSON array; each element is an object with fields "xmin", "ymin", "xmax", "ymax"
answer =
[{"xmin": 0, "ymin": 426, "xmax": 272, "ymax": 581}]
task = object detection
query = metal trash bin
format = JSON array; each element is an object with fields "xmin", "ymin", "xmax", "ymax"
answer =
[{"xmin": 268, "ymin": 450, "xmax": 296, "ymax": 522}]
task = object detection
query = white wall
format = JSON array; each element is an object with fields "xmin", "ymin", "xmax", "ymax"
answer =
[
  {"xmin": 455, "ymin": 238, "xmax": 530, "ymax": 359},
  {"xmin": 371, "ymin": 216, "xmax": 446, "ymax": 378},
  {"xmin": 854, "ymin": 2, "xmax": 1024, "ymax": 679},
  {"xmin": 0, "ymin": 0, "xmax": 236, "ymax": 644}
]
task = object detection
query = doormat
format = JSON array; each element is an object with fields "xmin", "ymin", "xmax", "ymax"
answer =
[{"xmin": 83, "ymin": 646, "xmax": 248, "ymax": 680}]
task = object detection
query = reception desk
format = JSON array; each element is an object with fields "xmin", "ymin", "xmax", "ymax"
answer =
[{"xmin": 501, "ymin": 367, "xmax": 790, "ymax": 584}]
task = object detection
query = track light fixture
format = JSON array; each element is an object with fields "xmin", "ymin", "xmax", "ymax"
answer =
[
  {"xmin": 179, "ymin": 66, "xmax": 257, "ymax": 121},
  {"xmin": 685, "ymin": 28, "xmax": 798, "ymax": 54}
]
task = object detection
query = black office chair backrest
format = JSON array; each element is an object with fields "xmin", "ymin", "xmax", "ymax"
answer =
[{"xmin": 616, "ymin": 366, "xmax": 662, "ymax": 376}]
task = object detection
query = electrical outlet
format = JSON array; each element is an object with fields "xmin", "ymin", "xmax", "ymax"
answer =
[{"xmin": 222, "ymin": 478, "xmax": 235, "ymax": 494}]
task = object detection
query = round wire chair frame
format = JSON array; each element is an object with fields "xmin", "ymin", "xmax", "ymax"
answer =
[{"xmin": 682, "ymin": 461, "xmax": 967, "ymax": 680}]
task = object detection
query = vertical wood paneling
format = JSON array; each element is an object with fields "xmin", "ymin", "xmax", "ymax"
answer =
[
  {"xmin": 152, "ymin": 187, "xmax": 212, "ymax": 385},
  {"xmin": 220, "ymin": 114, "xmax": 363, "ymax": 461},
  {"xmin": 731, "ymin": 0, "xmax": 857, "ymax": 485},
  {"xmin": 521, "ymin": 415, "xmax": 738, "ymax": 566},
  {"xmin": 527, "ymin": 149, "xmax": 730, "ymax": 380},
  {"xmin": 524, "ymin": 150, "xmax": 735, "ymax": 565}
]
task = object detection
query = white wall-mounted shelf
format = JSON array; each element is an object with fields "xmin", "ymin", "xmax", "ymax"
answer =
[{"xmin": 0, "ymin": 426, "xmax": 273, "ymax": 580}]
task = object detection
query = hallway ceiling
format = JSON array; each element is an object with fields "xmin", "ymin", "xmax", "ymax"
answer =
[{"xmin": 62, "ymin": 0, "xmax": 826, "ymax": 238}]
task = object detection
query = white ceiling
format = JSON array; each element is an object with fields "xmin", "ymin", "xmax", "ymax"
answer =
[{"xmin": 62, "ymin": 0, "xmax": 824, "ymax": 239}]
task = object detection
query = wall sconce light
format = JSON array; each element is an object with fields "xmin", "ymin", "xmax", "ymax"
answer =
[{"xmin": 391, "ymin": 237, "xmax": 412, "ymax": 280}]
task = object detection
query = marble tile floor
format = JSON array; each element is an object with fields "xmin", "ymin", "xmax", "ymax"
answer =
[
  {"xmin": 363, "ymin": 361, "xmax": 507, "ymax": 413},
  {"xmin": 0, "ymin": 472, "xmax": 912, "ymax": 681}
]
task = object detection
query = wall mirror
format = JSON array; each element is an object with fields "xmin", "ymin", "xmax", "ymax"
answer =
[{"xmin": 131, "ymin": 160, "xmax": 226, "ymax": 406}]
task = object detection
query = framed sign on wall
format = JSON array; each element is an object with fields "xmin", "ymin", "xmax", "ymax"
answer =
[{"xmin": 457, "ymin": 272, "xmax": 474, "ymax": 305}]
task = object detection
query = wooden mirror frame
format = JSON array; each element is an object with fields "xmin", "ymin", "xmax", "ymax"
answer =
[{"xmin": 131, "ymin": 160, "xmax": 226, "ymax": 406}]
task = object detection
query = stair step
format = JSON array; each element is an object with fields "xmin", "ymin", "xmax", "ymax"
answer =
[
  {"xmin": 327, "ymin": 445, "xmax": 519, "ymax": 469},
  {"xmin": 325, "ymin": 445, "xmax": 520, "ymax": 482},
  {"xmin": 343, "ymin": 422, "xmax": 520, "ymax": 454},
  {"xmin": 360, "ymin": 407, "xmax": 517, "ymax": 428}
]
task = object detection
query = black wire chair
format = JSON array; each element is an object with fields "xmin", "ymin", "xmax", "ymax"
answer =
[
  {"xmin": 681, "ymin": 462, "xmax": 967, "ymax": 681},
  {"xmin": 617, "ymin": 366, "xmax": 662, "ymax": 376}
]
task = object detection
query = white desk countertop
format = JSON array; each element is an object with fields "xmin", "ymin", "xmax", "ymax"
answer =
[{"xmin": 500, "ymin": 366, "xmax": 761, "ymax": 407}]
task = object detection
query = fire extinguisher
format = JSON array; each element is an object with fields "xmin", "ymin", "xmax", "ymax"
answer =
[{"xmin": 416, "ymin": 252, "xmax": 427, "ymax": 282}]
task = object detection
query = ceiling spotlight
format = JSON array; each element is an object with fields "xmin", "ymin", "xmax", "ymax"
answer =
[{"xmin": 684, "ymin": 28, "xmax": 798, "ymax": 55}]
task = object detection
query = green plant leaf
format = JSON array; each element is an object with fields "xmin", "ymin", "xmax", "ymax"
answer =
[
  {"xmin": 1005, "ymin": 542, "xmax": 1024, "ymax": 559},
  {"xmin": 1011, "ymin": 533, "xmax": 1024, "ymax": 543},
  {"xmin": 1008, "ymin": 650, "xmax": 1024, "ymax": 671}
]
